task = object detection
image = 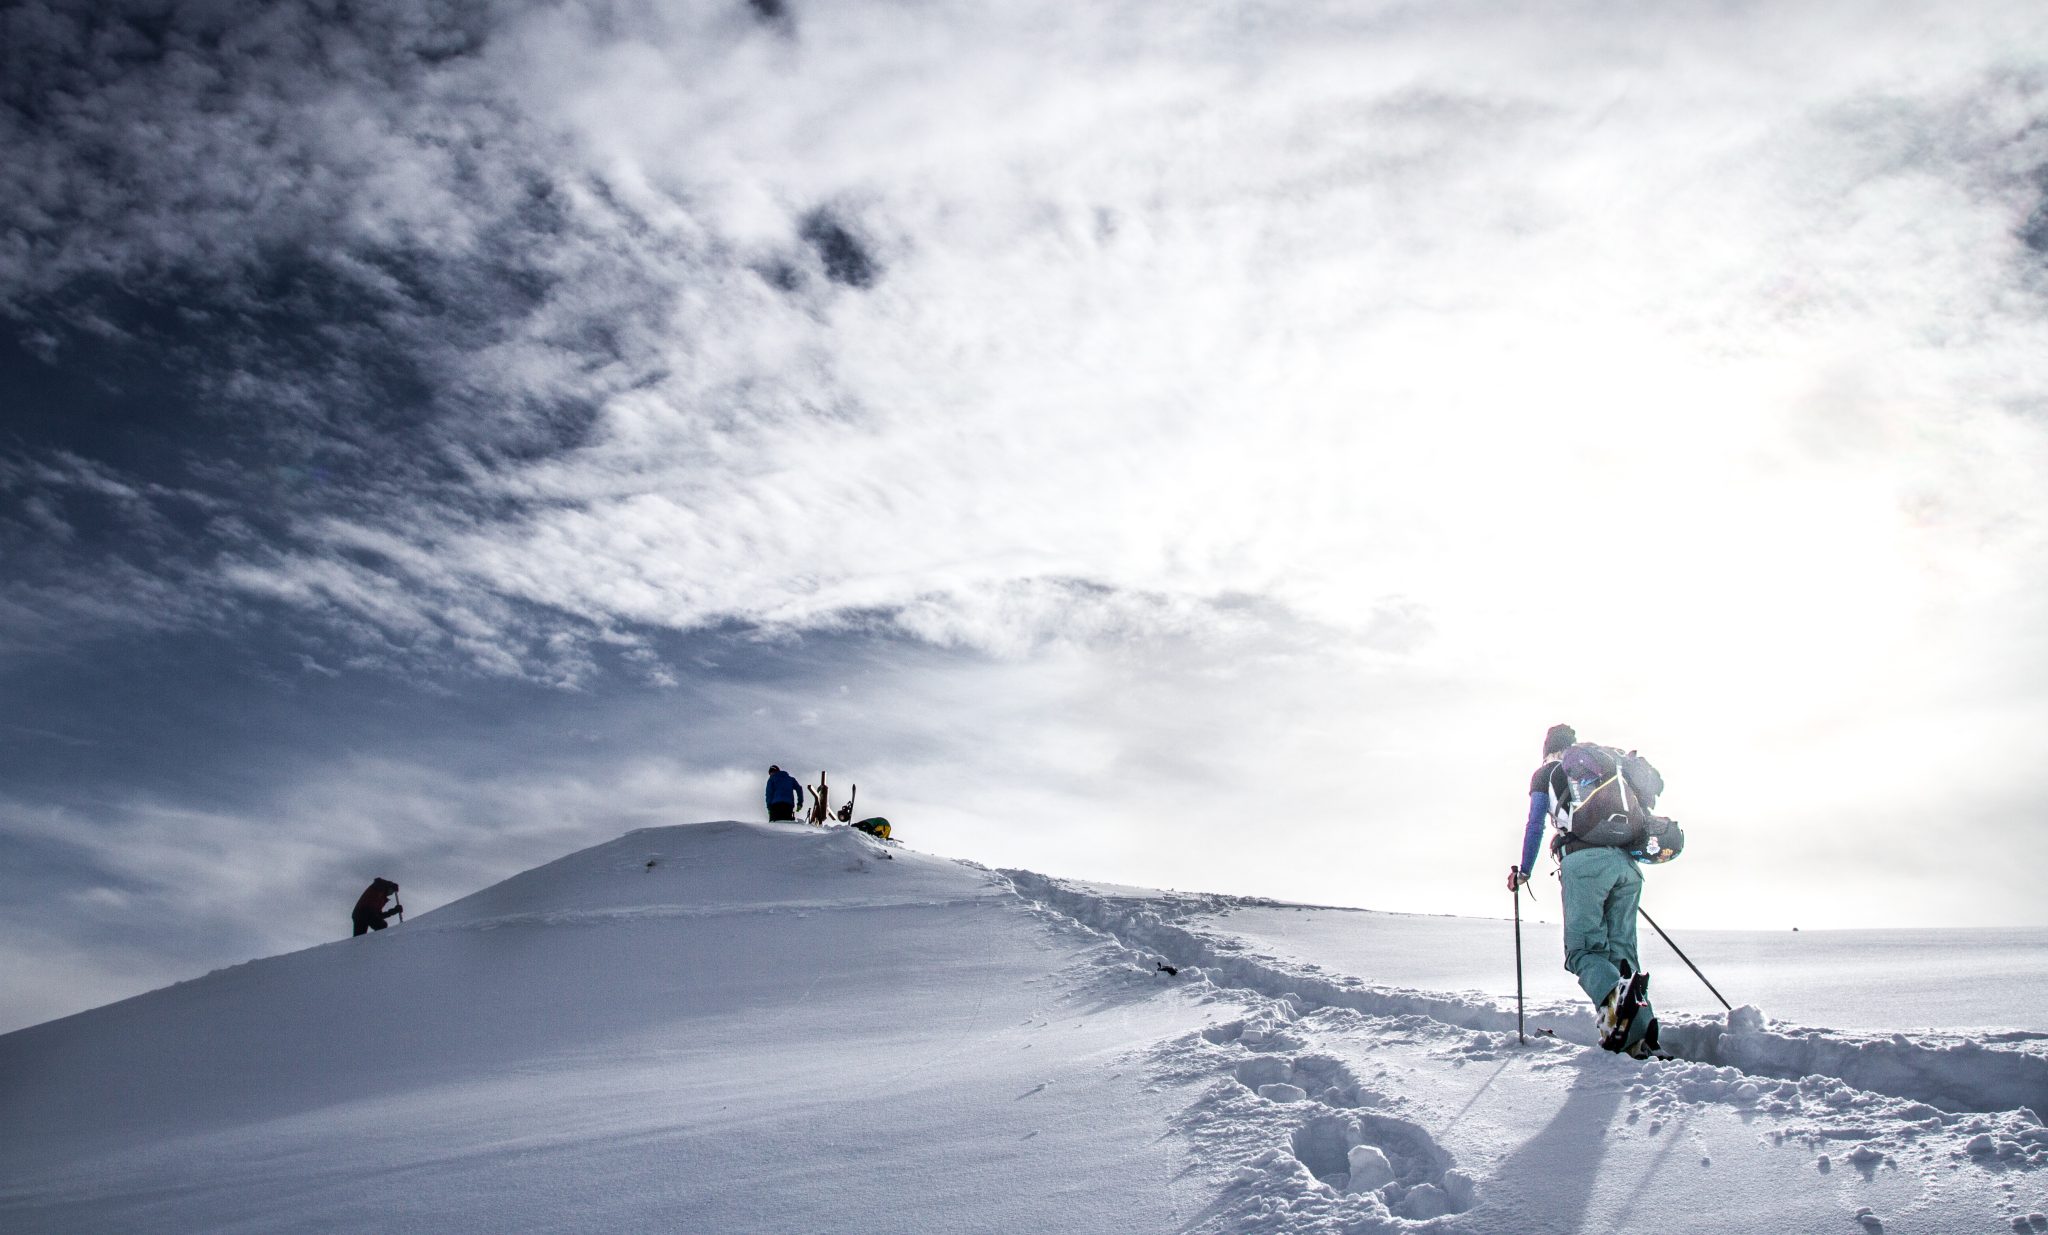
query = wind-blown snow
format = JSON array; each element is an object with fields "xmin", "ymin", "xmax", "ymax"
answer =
[{"xmin": 2, "ymin": 821, "xmax": 2043, "ymax": 1234}]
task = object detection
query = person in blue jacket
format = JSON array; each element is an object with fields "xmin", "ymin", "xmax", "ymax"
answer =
[
  {"xmin": 1509, "ymin": 722, "xmax": 1651, "ymax": 1054},
  {"xmin": 765, "ymin": 765, "xmax": 803, "ymax": 822}
]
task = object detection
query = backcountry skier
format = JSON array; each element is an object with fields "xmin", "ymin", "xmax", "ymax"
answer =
[
  {"xmin": 1508, "ymin": 723, "xmax": 1657, "ymax": 1056},
  {"xmin": 351, "ymin": 877, "xmax": 402, "ymax": 937},
  {"xmin": 765, "ymin": 765, "xmax": 803, "ymax": 822}
]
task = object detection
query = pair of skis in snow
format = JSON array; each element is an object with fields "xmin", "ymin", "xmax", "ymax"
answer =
[{"xmin": 803, "ymin": 773, "xmax": 855, "ymax": 826}]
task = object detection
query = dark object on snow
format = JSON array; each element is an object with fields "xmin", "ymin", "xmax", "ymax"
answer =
[
  {"xmin": 351, "ymin": 878, "xmax": 401, "ymax": 937},
  {"xmin": 835, "ymin": 784, "xmax": 858, "ymax": 823},
  {"xmin": 766, "ymin": 765, "xmax": 803, "ymax": 821},
  {"xmin": 1156, "ymin": 962, "xmax": 1178, "ymax": 977},
  {"xmin": 852, "ymin": 817, "xmax": 891, "ymax": 840}
]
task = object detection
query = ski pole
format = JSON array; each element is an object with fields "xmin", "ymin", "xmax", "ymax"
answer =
[
  {"xmin": 1510, "ymin": 867, "xmax": 1526, "ymax": 1045},
  {"xmin": 1639, "ymin": 906, "xmax": 1732, "ymax": 1012}
]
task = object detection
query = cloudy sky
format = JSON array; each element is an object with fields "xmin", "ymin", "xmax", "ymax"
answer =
[{"xmin": 4, "ymin": 0, "xmax": 2046, "ymax": 1032}]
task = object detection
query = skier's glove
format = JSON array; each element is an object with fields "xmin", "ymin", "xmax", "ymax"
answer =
[
  {"xmin": 390, "ymin": 904, "xmax": 403, "ymax": 915},
  {"xmin": 1506, "ymin": 868, "xmax": 1525, "ymax": 892}
]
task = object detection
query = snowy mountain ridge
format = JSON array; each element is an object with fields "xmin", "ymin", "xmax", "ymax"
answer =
[{"xmin": 3, "ymin": 820, "xmax": 2043, "ymax": 1234}]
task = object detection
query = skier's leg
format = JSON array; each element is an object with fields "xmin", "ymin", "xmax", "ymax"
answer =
[
  {"xmin": 1604, "ymin": 862, "xmax": 1654, "ymax": 1054},
  {"xmin": 1560, "ymin": 848, "xmax": 1624, "ymax": 1005},
  {"xmin": 1606, "ymin": 861, "xmax": 1645, "ymax": 977}
]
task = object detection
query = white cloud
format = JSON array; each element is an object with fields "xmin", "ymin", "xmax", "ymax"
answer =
[{"xmin": 138, "ymin": 0, "xmax": 2037, "ymax": 731}]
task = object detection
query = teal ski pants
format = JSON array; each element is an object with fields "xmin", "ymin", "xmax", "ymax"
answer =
[{"xmin": 1559, "ymin": 846, "xmax": 1643, "ymax": 1006}]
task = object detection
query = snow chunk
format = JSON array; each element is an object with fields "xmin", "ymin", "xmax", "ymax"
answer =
[
  {"xmin": 1401, "ymin": 1182, "xmax": 1451, "ymax": 1219},
  {"xmin": 1236, "ymin": 1057, "xmax": 1290, "ymax": 1088},
  {"xmin": 1256, "ymin": 1082, "xmax": 1308, "ymax": 1103},
  {"xmin": 1346, "ymin": 1145, "xmax": 1395, "ymax": 1191}
]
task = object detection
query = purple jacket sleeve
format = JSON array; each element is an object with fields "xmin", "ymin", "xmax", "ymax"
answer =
[{"xmin": 1518, "ymin": 791, "xmax": 1548, "ymax": 877}]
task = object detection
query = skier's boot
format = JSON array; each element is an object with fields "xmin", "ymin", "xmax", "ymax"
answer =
[
  {"xmin": 1626, "ymin": 1015, "xmax": 1661, "ymax": 1060},
  {"xmin": 1617, "ymin": 972, "xmax": 1655, "ymax": 1057},
  {"xmin": 1597, "ymin": 979, "xmax": 1627, "ymax": 1052},
  {"xmin": 1601, "ymin": 970, "xmax": 1650, "ymax": 1053}
]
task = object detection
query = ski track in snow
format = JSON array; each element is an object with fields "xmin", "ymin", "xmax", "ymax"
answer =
[{"xmin": 996, "ymin": 868, "xmax": 2048, "ymax": 1234}]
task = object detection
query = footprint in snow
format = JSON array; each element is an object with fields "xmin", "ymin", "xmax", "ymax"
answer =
[
  {"xmin": 1202, "ymin": 1017, "xmax": 1305, "ymax": 1054},
  {"xmin": 1220, "ymin": 1044, "xmax": 1474, "ymax": 1219},
  {"xmin": 1286, "ymin": 1108, "xmax": 1475, "ymax": 1218},
  {"xmin": 1234, "ymin": 1053, "xmax": 1372, "ymax": 1109}
]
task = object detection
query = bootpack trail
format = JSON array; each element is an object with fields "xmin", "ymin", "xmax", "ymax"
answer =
[
  {"xmin": 992, "ymin": 867, "xmax": 2048, "ymax": 1232},
  {"xmin": 996, "ymin": 869, "xmax": 2048, "ymax": 1117}
]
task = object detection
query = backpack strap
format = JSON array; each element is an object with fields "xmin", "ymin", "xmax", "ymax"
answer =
[
  {"xmin": 1546, "ymin": 764, "xmax": 1584, "ymax": 857},
  {"xmin": 1564, "ymin": 772, "xmax": 1618, "ymax": 838},
  {"xmin": 1545, "ymin": 765, "xmax": 1576, "ymax": 828}
]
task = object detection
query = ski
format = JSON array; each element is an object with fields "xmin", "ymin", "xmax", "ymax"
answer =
[{"xmin": 1527, "ymin": 1022, "xmax": 1670, "ymax": 1055}]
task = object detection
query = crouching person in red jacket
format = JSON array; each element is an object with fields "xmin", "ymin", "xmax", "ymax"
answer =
[{"xmin": 351, "ymin": 877, "xmax": 402, "ymax": 937}]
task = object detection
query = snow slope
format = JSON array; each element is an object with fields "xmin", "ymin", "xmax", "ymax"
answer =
[{"xmin": 3, "ymin": 821, "xmax": 2044, "ymax": 1234}]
